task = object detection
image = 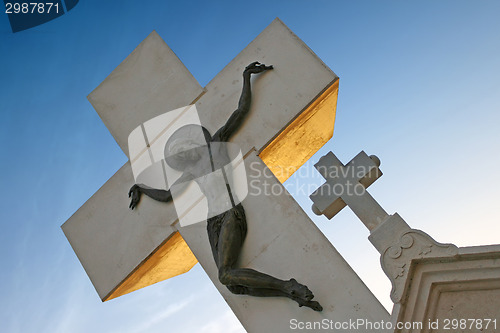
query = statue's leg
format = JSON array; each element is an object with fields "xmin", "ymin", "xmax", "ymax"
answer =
[
  {"xmin": 227, "ymin": 285, "xmax": 323, "ymax": 311},
  {"xmin": 216, "ymin": 206, "xmax": 322, "ymax": 310},
  {"xmin": 207, "ymin": 216, "xmax": 222, "ymax": 268}
]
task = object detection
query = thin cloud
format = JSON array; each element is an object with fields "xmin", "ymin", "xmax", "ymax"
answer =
[
  {"xmin": 199, "ymin": 310, "xmax": 245, "ymax": 333},
  {"xmin": 128, "ymin": 296, "xmax": 194, "ymax": 333}
]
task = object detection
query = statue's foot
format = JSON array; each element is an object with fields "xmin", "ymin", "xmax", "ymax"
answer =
[
  {"xmin": 285, "ymin": 278, "xmax": 314, "ymax": 301},
  {"xmin": 292, "ymin": 296, "xmax": 323, "ymax": 312}
]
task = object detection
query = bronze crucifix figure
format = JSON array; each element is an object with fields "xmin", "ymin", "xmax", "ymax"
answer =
[{"xmin": 127, "ymin": 62, "xmax": 322, "ymax": 311}]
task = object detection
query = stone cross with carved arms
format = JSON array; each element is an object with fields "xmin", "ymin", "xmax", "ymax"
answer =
[
  {"xmin": 62, "ymin": 19, "xmax": 390, "ymax": 332},
  {"xmin": 310, "ymin": 151, "xmax": 459, "ymax": 305}
]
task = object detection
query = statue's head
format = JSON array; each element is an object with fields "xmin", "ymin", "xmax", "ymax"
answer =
[{"xmin": 164, "ymin": 124, "xmax": 211, "ymax": 171}]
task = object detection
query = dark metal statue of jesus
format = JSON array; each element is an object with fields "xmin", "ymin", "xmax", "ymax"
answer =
[{"xmin": 128, "ymin": 62, "xmax": 323, "ymax": 311}]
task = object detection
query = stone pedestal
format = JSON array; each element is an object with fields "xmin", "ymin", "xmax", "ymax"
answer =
[{"xmin": 391, "ymin": 245, "xmax": 500, "ymax": 333}]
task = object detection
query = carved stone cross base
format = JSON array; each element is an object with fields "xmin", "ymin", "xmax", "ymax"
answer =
[{"xmin": 369, "ymin": 213, "xmax": 458, "ymax": 303}]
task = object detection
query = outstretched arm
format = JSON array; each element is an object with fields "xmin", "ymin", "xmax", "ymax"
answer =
[
  {"xmin": 128, "ymin": 172, "xmax": 193, "ymax": 209},
  {"xmin": 213, "ymin": 62, "xmax": 273, "ymax": 142},
  {"xmin": 128, "ymin": 184, "xmax": 171, "ymax": 210}
]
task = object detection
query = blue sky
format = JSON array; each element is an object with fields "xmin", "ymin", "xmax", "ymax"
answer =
[{"xmin": 1, "ymin": 1, "xmax": 500, "ymax": 332}]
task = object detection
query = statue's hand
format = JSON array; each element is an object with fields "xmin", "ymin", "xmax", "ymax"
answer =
[
  {"xmin": 244, "ymin": 61, "xmax": 273, "ymax": 74},
  {"xmin": 128, "ymin": 184, "xmax": 142, "ymax": 210}
]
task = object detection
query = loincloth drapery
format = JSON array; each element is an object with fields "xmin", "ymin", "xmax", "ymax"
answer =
[{"xmin": 206, "ymin": 203, "xmax": 247, "ymax": 267}]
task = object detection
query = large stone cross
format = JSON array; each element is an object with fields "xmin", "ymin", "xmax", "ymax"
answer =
[{"xmin": 62, "ymin": 19, "xmax": 389, "ymax": 332}]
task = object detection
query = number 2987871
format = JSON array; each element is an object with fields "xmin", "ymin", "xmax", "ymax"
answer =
[{"xmin": 5, "ymin": 2, "xmax": 60, "ymax": 14}]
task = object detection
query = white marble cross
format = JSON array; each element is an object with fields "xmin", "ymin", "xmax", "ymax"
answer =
[
  {"xmin": 310, "ymin": 151, "xmax": 385, "ymax": 230},
  {"xmin": 62, "ymin": 19, "xmax": 390, "ymax": 332}
]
